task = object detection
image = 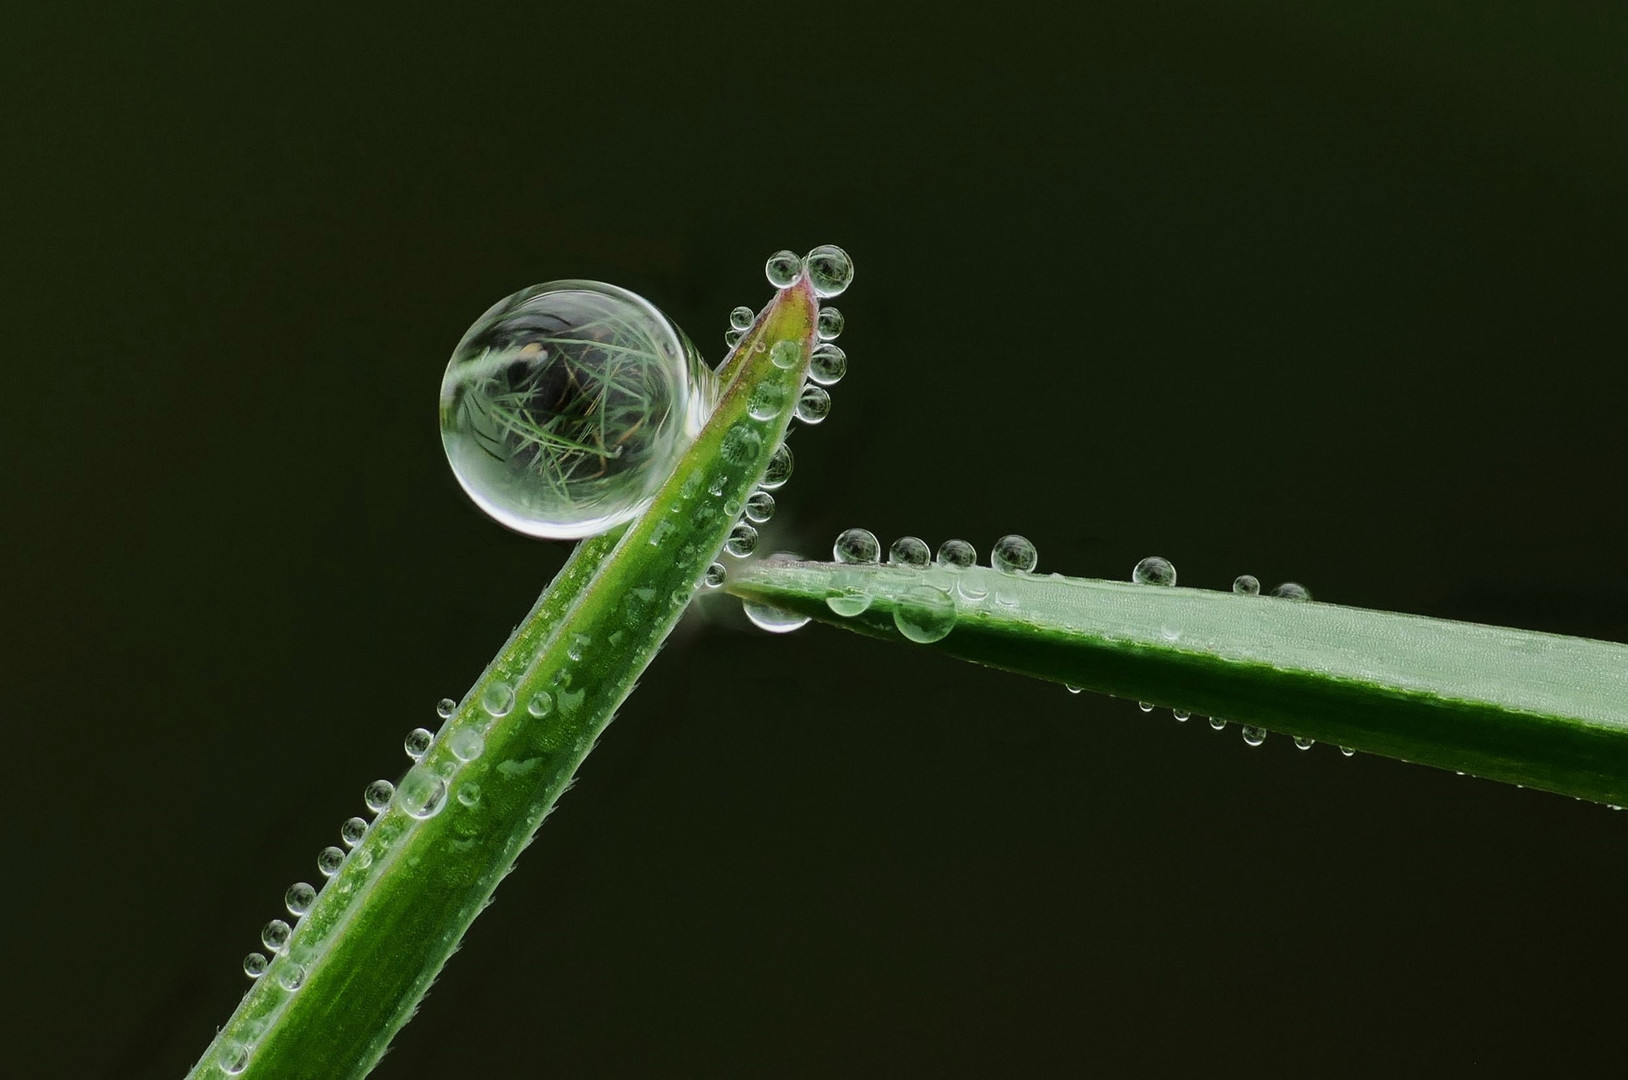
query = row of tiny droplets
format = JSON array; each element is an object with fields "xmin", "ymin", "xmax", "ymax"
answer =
[
  {"xmin": 745, "ymin": 529, "xmax": 1352, "ymax": 757},
  {"xmin": 209, "ymin": 689, "xmax": 506, "ymax": 1074},
  {"xmin": 700, "ymin": 246, "xmax": 853, "ymax": 587}
]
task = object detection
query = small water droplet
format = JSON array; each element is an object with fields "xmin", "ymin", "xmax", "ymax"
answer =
[
  {"xmin": 1132, "ymin": 556, "xmax": 1176, "ymax": 587},
  {"xmin": 957, "ymin": 567, "xmax": 990, "ymax": 601},
  {"xmin": 340, "ymin": 817, "xmax": 368, "ymax": 847},
  {"xmin": 1339, "ymin": 746, "xmax": 1356, "ymax": 757},
  {"xmin": 261, "ymin": 919, "xmax": 291, "ymax": 953},
  {"xmin": 888, "ymin": 536, "xmax": 930, "ymax": 569},
  {"xmin": 243, "ymin": 953, "xmax": 268, "ymax": 979},
  {"xmin": 526, "ymin": 691, "xmax": 554, "ymax": 719},
  {"xmin": 796, "ymin": 385, "xmax": 831, "ymax": 424},
  {"xmin": 445, "ymin": 727, "xmax": 485, "ymax": 763},
  {"xmin": 1294, "ymin": 736, "xmax": 1315, "ymax": 751},
  {"xmin": 825, "ymin": 567, "xmax": 872, "ymax": 617},
  {"xmin": 567, "ymin": 633, "xmax": 590, "ymax": 661},
  {"xmin": 364, "ymin": 779, "xmax": 395, "ymax": 814},
  {"xmin": 745, "ymin": 490, "xmax": 775, "ymax": 523},
  {"xmin": 457, "ymin": 781, "xmax": 481, "ymax": 807},
  {"xmin": 748, "ymin": 379, "xmax": 788, "ymax": 421},
  {"xmin": 893, "ymin": 585, "xmax": 957, "ymax": 643},
  {"xmin": 436, "ymin": 698, "xmax": 456, "ymax": 719},
  {"xmin": 809, "ymin": 344, "xmax": 847, "ymax": 386},
  {"xmin": 481, "ymin": 681, "xmax": 515, "ymax": 718},
  {"xmin": 1173, "ymin": 709, "xmax": 1190, "ymax": 721},
  {"xmin": 278, "ymin": 962, "xmax": 306, "ymax": 992},
  {"xmin": 1232, "ymin": 574, "xmax": 1260, "ymax": 595},
  {"xmin": 729, "ymin": 305, "xmax": 754, "ymax": 330},
  {"xmin": 403, "ymin": 728, "xmax": 433, "ymax": 761},
  {"xmin": 770, "ymin": 340, "xmax": 801, "ymax": 370},
  {"xmin": 765, "ymin": 250, "xmax": 803, "ymax": 288},
  {"xmin": 816, "ymin": 306, "xmax": 844, "ymax": 340},
  {"xmin": 398, "ymin": 765, "xmax": 448, "ymax": 820},
  {"xmin": 992, "ymin": 534, "xmax": 1038, "ymax": 574},
  {"xmin": 217, "ymin": 1040, "xmax": 250, "ymax": 1075},
  {"xmin": 1272, "ymin": 582, "xmax": 1312, "ymax": 601},
  {"xmin": 742, "ymin": 600, "xmax": 811, "ymax": 634},
  {"xmin": 725, "ymin": 523, "xmax": 759, "ymax": 557},
  {"xmin": 285, "ymin": 882, "xmax": 317, "ymax": 917},
  {"xmin": 723, "ymin": 495, "xmax": 742, "ymax": 517},
  {"xmin": 1241, "ymin": 725, "xmax": 1267, "ymax": 747},
  {"xmin": 703, "ymin": 562, "xmax": 727, "ymax": 588},
  {"xmin": 760, "ymin": 443, "xmax": 793, "ymax": 489},
  {"xmin": 724, "ymin": 328, "xmax": 744, "ymax": 348},
  {"xmin": 1065, "ymin": 685, "xmax": 1082, "ymax": 695},
  {"xmin": 316, "ymin": 846, "xmax": 346, "ymax": 877},
  {"xmin": 721, "ymin": 424, "xmax": 763, "ymax": 466},
  {"xmin": 1137, "ymin": 701, "xmax": 1154, "ymax": 713},
  {"xmin": 935, "ymin": 539, "xmax": 976, "ymax": 569},
  {"xmin": 834, "ymin": 527, "xmax": 881, "ymax": 564},
  {"xmin": 804, "ymin": 244, "xmax": 854, "ymax": 297},
  {"xmin": 1210, "ymin": 717, "xmax": 1227, "ymax": 730}
]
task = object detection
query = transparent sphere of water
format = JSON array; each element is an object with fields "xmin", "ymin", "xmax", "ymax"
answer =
[
  {"xmin": 804, "ymin": 245, "xmax": 855, "ymax": 298},
  {"xmin": 1132, "ymin": 555, "xmax": 1176, "ymax": 587},
  {"xmin": 440, "ymin": 281, "xmax": 711, "ymax": 540}
]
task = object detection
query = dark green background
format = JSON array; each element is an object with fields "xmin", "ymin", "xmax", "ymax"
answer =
[{"xmin": 6, "ymin": 3, "xmax": 1626, "ymax": 1076}]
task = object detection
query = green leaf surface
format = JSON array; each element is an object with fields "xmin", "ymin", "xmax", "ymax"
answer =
[
  {"xmin": 187, "ymin": 281, "xmax": 818, "ymax": 1080},
  {"xmin": 726, "ymin": 557, "xmax": 1628, "ymax": 804}
]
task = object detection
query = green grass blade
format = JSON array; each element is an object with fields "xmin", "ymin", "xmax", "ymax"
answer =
[
  {"xmin": 726, "ymin": 557, "xmax": 1628, "ymax": 804},
  {"xmin": 186, "ymin": 281, "xmax": 818, "ymax": 1080}
]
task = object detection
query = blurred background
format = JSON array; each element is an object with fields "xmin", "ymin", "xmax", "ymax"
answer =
[{"xmin": 5, "ymin": 2, "xmax": 1626, "ymax": 1076}]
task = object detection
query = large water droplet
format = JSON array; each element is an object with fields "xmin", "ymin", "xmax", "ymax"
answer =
[
  {"xmin": 809, "ymin": 344, "xmax": 847, "ymax": 386},
  {"xmin": 261, "ymin": 919, "xmax": 291, "ymax": 953},
  {"xmin": 439, "ymin": 281, "xmax": 709, "ymax": 539},
  {"xmin": 745, "ymin": 490, "xmax": 775, "ymax": 523},
  {"xmin": 888, "ymin": 536, "xmax": 930, "ymax": 569},
  {"xmin": 398, "ymin": 765, "xmax": 448, "ymax": 820},
  {"xmin": 765, "ymin": 250, "xmax": 803, "ymax": 288},
  {"xmin": 743, "ymin": 600, "xmax": 811, "ymax": 634},
  {"xmin": 1241, "ymin": 725, "xmax": 1267, "ymax": 747},
  {"xmin": 1272, "ymin": 582, "xmax": 1312, "ymax": 601},
  {"xmin": 760, "ymin": 443, "xmax": 794, "ymax": 489},
  {"xmin": 703, "ymin": 561, "xmax": 727, "ymax": 588},
  {"xmin": 804, "ymin": 244, "xmax": 854, "ymax": 297},
  {"xmin": 1132, "ymin": 556, "xmax": 1176, "ymax": 587},
  {"xmin": 364, "ymin": 779, "xmax": 395, "ymax": 814},
  {"xmin": 936, "ymin": 539, "xmax": 976, "ymax": 569},
  {"xmin": 834, "ymin": 527, "xmax": 880, "ymax": 564},
  {"xmin": 481, "ymin": 681, "xmax": 515, "ymax": 718},
  {"xmin": 436, "ymin": 698, "xmax": 456, "ymax": 720},
  {"xmin": 992, "ymin": 534, "xmax": 1038, "ymax": 574},
  {"xmin": 403, "ymin": 728, "xmax": 433, "ymax": 762},
  {"xmin": 244, "ymin": 953, "xmax": 268, "ymax": 979},
  {"xmin": 729, "ymin": 305, "xmax": 754, "ymax": 330},
  {"xmin": 1232, "ymin": 574, "xmax": 1260, "ymax": 595},
  {"xmin": 796, "ymin": 385, "xmax": 831, "ymax": 424},
  {"xmin": 816, "ymin": 306, "xmax": 844, "ymax": 340},
  {"xmin": 285, "ymin": 882, "xmax": 317, "ymax": 917},
  {"xmin": 893, "ymin": 585, "xmax": 956, "ymax": 643},
  {"xmin": 725, "ymin": 523, "xmax": 759, "ymax": 557},
  {"xmin": 316, "ymin": 846, "xmax": 346, "ymax": 877}
]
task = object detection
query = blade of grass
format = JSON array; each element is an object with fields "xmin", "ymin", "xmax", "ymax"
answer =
[
  {"xmin": 725, "ymin": 557, "xmax": 1628, "ymax": 805},
  {"xmin": 187, "ymin": 280, "xmax": 819, "ymax": 1080}
]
